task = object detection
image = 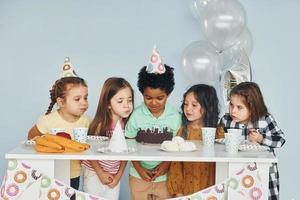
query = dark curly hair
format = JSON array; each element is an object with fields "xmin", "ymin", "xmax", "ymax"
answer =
[{"xmin": 137, "ymin": 65, "xmax": 175, "ymax": 95}]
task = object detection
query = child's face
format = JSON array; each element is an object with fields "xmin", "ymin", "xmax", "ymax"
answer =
[
  {"xmin": 109, "ymin": 87, "xmax": 133, "ymax": 121},
  {"xmin": 229, "ymin": 94, "xmax": 250, "ymax": 124},
  {"xmin": 183, "ymin": 92, "xmax": 204, "ymax": 124},
  {"xmin": 59, "ymin": 85, "xmax": 88, "ymax": 119},
  {"xmin": 143, "ymin": 87, "xmax": 168, "ymax": 117}
]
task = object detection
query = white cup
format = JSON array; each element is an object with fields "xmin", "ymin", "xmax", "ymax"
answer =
[
  {"xmin": 73, "ymin": 127, "xmax": 88, "ymax": 143},
  {"xmin": 225, "ymin": 129, "xmax": 242, "ymax": 153},
  {"xmin": 201, "ymin": 127, "xmax": 216, "ymax": 147},
  {"xmin": 50, "ymin": 128, "xmax": 66, "ymax": 135},
  {"xmin": 227, "ymin": 128, "xmax": 243, "ymax": 143}
]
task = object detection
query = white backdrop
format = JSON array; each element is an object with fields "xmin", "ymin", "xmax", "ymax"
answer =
[{"xmin": 0, "ymin": 1, "xmax": 298, "ymax": 199}]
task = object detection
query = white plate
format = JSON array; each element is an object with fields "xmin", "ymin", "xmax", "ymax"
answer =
[
  {"xmin": 215, "ymin": 138, "xmax": 225, "ymax": 144},
  {"xmin": 160, "ymin": 147, "xmax": 197, "ymax": 152},
  {"xmin": 22, "ymin": 140, "xmax": 36, "ymax": 146},
  {"xmin": 87, "ymin": 136, "xmax": 109, "ymax": 141},
  {"xmin": 239, "ymin": 143, "xmax": 269, "ymax": 152},
  {"xmin": 97, "ymin": 147, "xmax": 136, "ymax": 153}
]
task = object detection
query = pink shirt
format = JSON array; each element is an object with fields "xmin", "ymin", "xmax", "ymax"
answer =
[{"xmin": 82, "ymin": 121, "xmax": 124, "ymax": 175}]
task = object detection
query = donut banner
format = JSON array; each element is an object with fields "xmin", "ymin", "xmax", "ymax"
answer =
[
  {"xmin": 0, "ymin": 159, "xmax": 107, "ymax": 200},
  {"xmin": 167, "ymin": 163, "xmax": 264, "ymax": 200}
]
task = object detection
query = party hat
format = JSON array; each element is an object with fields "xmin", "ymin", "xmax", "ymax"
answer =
[
  {"xmin": 108, "ymin": 120, "xmax": 128, "ymax": 152},
  {"xmin": 61, "ymin": 57, "xmax": 78, "ymax": 77},
  {"xmin": 146, "ymin": 46, "xmax": 166, "ymax": 74}
]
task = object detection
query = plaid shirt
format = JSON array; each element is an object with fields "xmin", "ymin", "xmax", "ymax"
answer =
[{"xmin": 220, "ymin": 113, "xmax": 286, "ymax": 200}]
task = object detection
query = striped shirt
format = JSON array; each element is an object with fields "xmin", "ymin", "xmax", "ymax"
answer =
[{"xmin": 82, "ymin": 121, "xmax": 124, "ymax": 175}]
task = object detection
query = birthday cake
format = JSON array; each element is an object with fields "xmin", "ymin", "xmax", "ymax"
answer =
[{"xmin": 135, "ymin": 127, "xmax": 173, "ymax": 144}]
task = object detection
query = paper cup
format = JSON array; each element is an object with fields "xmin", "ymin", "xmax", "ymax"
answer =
[
  {"xmin": 225, "ymin": 129, "xmax": 242, "ymax": 153},
  {"xmin": 201, "ymin": 127, "xmax": 216, "ymax": 147},
  {"xmin": 73, "ymin": 127, "xmax": 88, "ymax": 143},
  {"xmin": 227, "ymin": 128, "xmax": 243, "ymax": 143},
  {"xmin": 50, "ymin": 128, "xmax": 66, "ymax": 135}
]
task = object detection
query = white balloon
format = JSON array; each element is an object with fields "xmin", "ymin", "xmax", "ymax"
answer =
[
  {"xmin": 201, "ymin": 0, "xmax": 247, "ymax": 51},
  {"xmin": 189, "ymin": 0, "xmax": 216, "ymax": 22},
  {"xmin": 219, "ymin": 27, "xmax": 253, "ymax": 69},
  {"xmin": 182, "ymin": 40, "xmax": 221, "ymax": 85}
]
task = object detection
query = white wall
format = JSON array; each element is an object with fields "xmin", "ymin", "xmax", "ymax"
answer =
[{"xmin": 0, "ymin": 1, "xmax": 298, "ymax": 199}]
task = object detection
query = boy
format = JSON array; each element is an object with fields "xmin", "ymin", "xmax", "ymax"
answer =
[{"xmin": 125, "ymin": 48, "xmax": 181, "ymax": 200}]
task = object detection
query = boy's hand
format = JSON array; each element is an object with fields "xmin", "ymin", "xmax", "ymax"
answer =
[
  {"xmin": 138, "ymin": 168, "xmax": 153, "ymax": 182},
  {"xmin": 132, "ymin": 161, "xmax": 152, "ymax": 182},
  {"xmin": 151, "ymin": 161, "xmax": 170, "ymax": 181},
  {"xmin": 248, "ymin": 129, "xmax": 263, "ymax": 144}
]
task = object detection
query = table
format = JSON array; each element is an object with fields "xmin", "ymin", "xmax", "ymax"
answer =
[{"xmin": 5, "ymin": 139, "xmax": 277, "ymax": 199}]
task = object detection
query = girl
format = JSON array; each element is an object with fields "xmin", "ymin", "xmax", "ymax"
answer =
[
  {"xmin": 220, "ymin": 81, "xmax": 285, "ymax": 200},
  {"xmin": 167, "ymin": 84, "xmax": 224, "ymax": 197},
  {"xmin": 81, "ymin": 77, "xmax": 134, "ymax": 200},
  {"xmin": 27, "ymin": 76, "xmax": 89, "ymax": 192}
]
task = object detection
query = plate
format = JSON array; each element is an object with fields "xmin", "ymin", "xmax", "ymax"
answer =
[
  {"xmin": 160, "ymin": 147, "xmax": 197, "ymax": 152},
  {"xmin": 215, "ymin": 138, "xmax": 225, "ymax": 144},
  {"xmin": 22, "ymin": 140, "xmax": 36, "ymax": 146},
  {"xmin": 97, "ymin": 147, "xmax": 136, "ymax": 153},
  {"xmin": 238, "ymin": 143, "xmax": 269, "ymax": 152},
  {"xmin": 87, "ymin": 136, "xmax": 109, "ymax": 142}
]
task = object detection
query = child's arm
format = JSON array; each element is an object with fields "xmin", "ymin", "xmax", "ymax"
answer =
[
  {"xmin": 107, "ymin": 161, "xmax": 127, "ymax": 188},
  {"xmin": 151, "ymin": 161, "xmax": 170, "ymax": 181},
  {"xmin": 132, "ymin": 161, "xmax": 152, "ymax": 182},
  {"xmin": 88, "ymin": 160, "xmax": 114, "ymax": 185},
  {"xmin": 27, "ymin": 125, "xmax": 43, "ymax": 140},
  {"xmin": 252, "ymin": 115, "xmax": 286, "ymax": 148}
]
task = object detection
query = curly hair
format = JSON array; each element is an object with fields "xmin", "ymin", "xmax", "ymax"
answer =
[{"xmin": 137, "ymin": 65, "xmax": 175, "ymax": 95}]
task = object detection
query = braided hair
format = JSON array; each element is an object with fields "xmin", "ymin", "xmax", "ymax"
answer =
[{"xmin": 45, "ymin": 77, "xmax": 87, "ymax": 115}]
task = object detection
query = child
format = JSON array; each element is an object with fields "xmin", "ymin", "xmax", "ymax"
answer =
[
  {"xmin": 125, "ymin": 48, "xmax": 181, "ymax": 200},
  {"xmin": 219, "ymin": 81, "xmax": 285, "ymax": 200},
  {"xmin": 167, "ymin": 84, "xmax": 224, "ymax": 197},
  {"xmin": 81, "ymin": 77, "xmax": 134, "ymax": 200},
  {"xmin": 27, "ymin": 58, "xmax": 90, "ymax": 193}
]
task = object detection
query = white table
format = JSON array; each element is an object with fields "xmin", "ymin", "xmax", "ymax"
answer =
[{"xmin": 5, "ymin": 139, "xmax": 277, "ymax": 199}]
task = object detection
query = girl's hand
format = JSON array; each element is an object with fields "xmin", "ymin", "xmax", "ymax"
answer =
[
  {"xmin": 248, "ymin": 129, "xmax": 263, "ymax": 144},
  {"xmin": 151, "ymin": 161, "xmax": 170, "ymax": 181},
  {"xmin": 98, "ymin": 171, "xmax": 114, "ymax": 185},
  {"xmin": 107, "ymin": 175, "xmax": 119, "ymax": 188}
]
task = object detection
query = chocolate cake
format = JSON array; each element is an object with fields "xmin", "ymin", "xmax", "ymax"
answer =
[{"xmin": 135, "ymin": 127, "xmax": 173, "ymax": 144}]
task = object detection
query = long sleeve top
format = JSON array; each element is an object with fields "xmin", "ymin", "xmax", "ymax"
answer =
[{"xmin": 167, "ymin": 125, "xmax": 224, "ymax": 196}]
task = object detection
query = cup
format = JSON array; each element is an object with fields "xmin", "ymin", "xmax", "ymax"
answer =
[
  {"xmin": 50, "ymin": 128, "xmax": 66, "ymax": 135},
  {"xmin": 224, "ymin": 129, "xmax": 242, "ymax": 153},
  {"xmin": 73, "ymin": 127, "xmax": 88, "ymax": 143},
  {"xmin": 201, "ymin": 127, "xmax": 216, "ymax": 147},
  {"xmin": 227, "ymin": 128, "xmax": 243, "ymax": 143}
]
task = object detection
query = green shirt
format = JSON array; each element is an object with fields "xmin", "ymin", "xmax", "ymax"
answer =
[{"xmin": 125, "ymin": 102, "xmax": 181, "ymax": 182}]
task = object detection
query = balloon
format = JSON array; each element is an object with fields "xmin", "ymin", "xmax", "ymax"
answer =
[
  {"xmin": 189, "ymin": 0, "xmax": 216, "ymax": 22},
  {"xmin": 201, "ymin": 0, "xmax": 247, "ymax": 51},
  {"xmin": 182, "ymin": 40, "xmax": 221, "ymax": 85},
  {"xmin": 219, "ymin": 27, "xmax": 253, "ymax": 69},
  {"xmin": 220, "ymin": 49, "xmax": 252, "ymax": 107}
]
